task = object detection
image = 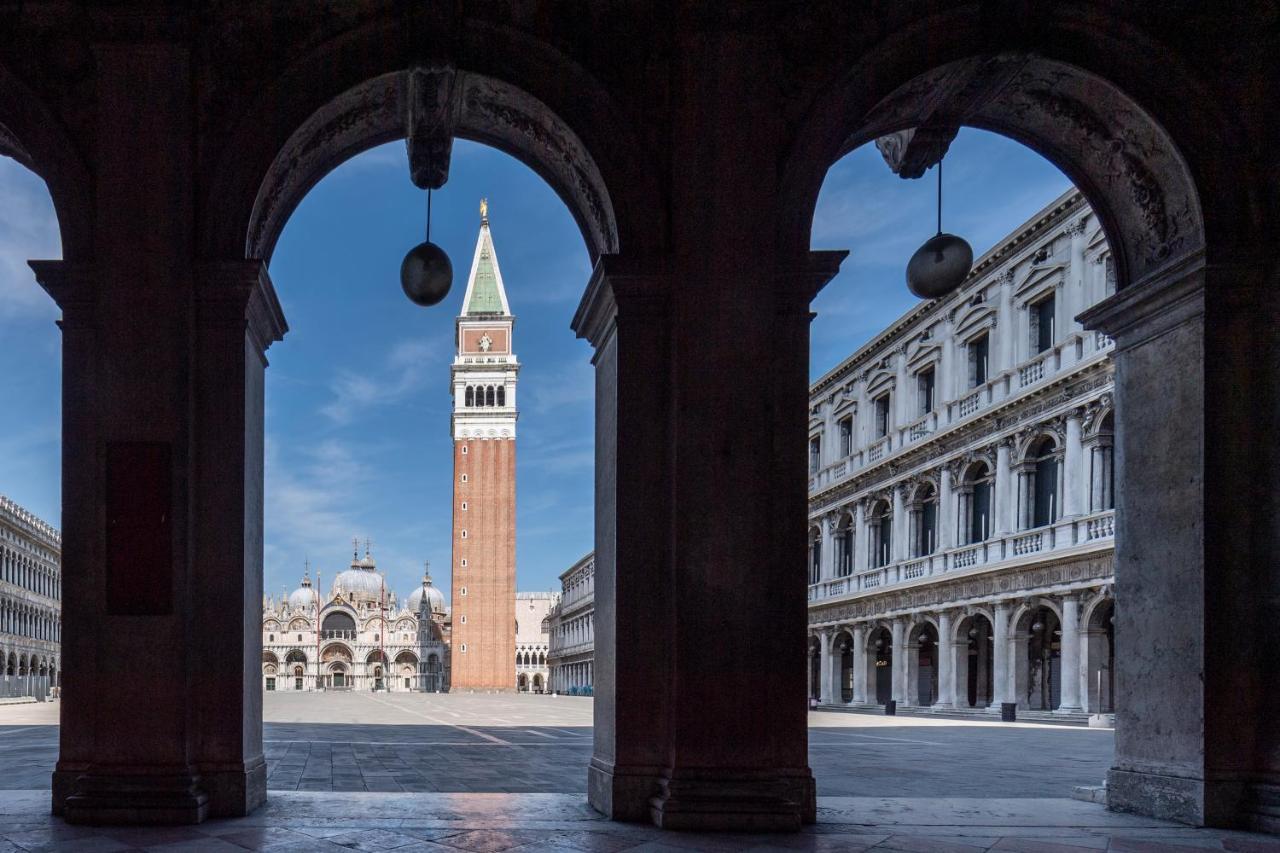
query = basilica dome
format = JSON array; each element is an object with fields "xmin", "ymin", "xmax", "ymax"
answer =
[
  {"xmin": 287, "ymin": 579, "xmax": 318, "ymax": 609},
  {"xmin": 407, "ymin": 570, "xmax": 446, "ymax": 614},
  {"xmin": 333, "ymin": 547, "xmax": 385, "ymax": 602}
]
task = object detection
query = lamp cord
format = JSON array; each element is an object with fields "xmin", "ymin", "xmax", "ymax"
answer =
[{"xmin": 936, "ymin": 159, "xmax": 943, "ymax": 235}]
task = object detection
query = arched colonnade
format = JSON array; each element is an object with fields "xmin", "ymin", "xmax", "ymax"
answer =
[{"xmin": 0, "ymin": 3, "xmax": 1271, "ymax": 833}]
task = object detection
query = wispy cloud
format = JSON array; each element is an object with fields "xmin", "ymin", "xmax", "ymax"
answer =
[
  {"xmin": 524, "ymin": 360, "xmax": 594, "ymax": 416},
  {"xmin": 320, "ymin": 337, "xmax": 444, "ymax": 424}
]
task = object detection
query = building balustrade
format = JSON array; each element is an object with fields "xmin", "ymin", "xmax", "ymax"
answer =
[
  {"xmin": 1087, "ymin": 512, "xmax": 1115, "ymax": 540},
  {"xmin": 807, "ymin": 510, "xmax": 1114, "ymax": 603},
  {"xmin": 807, "ymin": 333, "xmax": 1115, "ymax": 501}
]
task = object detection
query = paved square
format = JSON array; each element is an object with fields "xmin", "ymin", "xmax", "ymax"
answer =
[{"xmin": 0, "ymin": 695, "xmax": 1114, "ymax": 797}]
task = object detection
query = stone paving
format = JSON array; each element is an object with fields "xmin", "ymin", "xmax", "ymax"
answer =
[
  {"xmin": 0, "ymin": 789, "xmax": 1278, "ymax": 851},
  {"xmin": 0, "ymin": 695, "xmax": 1116, "ymax": 797}
]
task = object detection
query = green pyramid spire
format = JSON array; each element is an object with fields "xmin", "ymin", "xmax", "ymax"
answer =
[{"xmin": 462, "ymin": 199, "xmax": 510, "ymax": 316}]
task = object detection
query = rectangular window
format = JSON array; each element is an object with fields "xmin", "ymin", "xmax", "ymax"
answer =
[
  {"xmin": 809, "ymin": 436, "xmax": 822, "ymax": 474},
  {"xmin": 874, "ymin": 394, "xmax": 890, "ymax": 438},
  {"xmin": 838, "ymin": 416, "xmax": 853, "ymax": 457},
  {"xmin": 266, "ymin": 678, "xmax": 275, "ymax": 691},
  {"xmin": 1032, "ymin": 294, "xmax": 1056, "ymax": 354},
  {"xmin": 917, "ymin": 368, "xmax": 935, "ymax": 416},
  {"xmin": 968, "ymin": 333, "xmax": 989, "ymax": 387}
]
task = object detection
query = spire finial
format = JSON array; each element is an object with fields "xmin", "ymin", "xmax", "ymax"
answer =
[
  {"xmin": 352, "ymin": 537, "xmax": 359, "ymax": 560},
  {"xmin": 480, "ymin": 197, "xmax": 488, "ymax": 223},
  {"xmin": 424, "ymin": 560, "xmax": 432, "ymax": 584}
]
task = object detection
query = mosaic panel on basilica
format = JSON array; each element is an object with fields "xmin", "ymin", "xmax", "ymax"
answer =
[{"xmin": 806, "ymin": 189, "xmax": 1116, "ymax": 722}]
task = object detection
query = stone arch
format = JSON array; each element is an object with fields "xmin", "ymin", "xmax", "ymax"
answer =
[
  {"xmin": 0, "ymin": 58, "xmax": 93, "ymax": 260},
  {"xmin": 780, "ymin": 39, "xmax": 1208, "ymax": 295},
  {"xmin": 1083, "ymin": 591, "xmax": 1116, "ymax": 714},
  {"xmin": 200, "ymin": 18, "xmax": 661, "ymax": 267},
  {"xmin": 831, "ymin": 628, "xmax": 855, "ymax": 703},
  {"xmin": 806, "ymin": 634, "xmax": 821, "ymax": 700},
  {"xmin": 864, "ymin": 623, "xmax": 894, "ymax": 706},
  {"xmin": 1013, "ymin": 601, "xmax": 1064, "ymax": 711},
  {"xmin": 953, "ymin": 611, "xmax": 995, "ymax": 709}
]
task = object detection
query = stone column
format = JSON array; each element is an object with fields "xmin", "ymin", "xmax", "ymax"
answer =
[
  {"xmin": 996, "ymin": 272, "xmax": 1015, "ymax": 373},
  {"xmin": 574, "ymin": 246, "xmax": 844, "ymax": 831},
  {"xmin": 820, "ymin": 515, "xmax": 835, "ymax": 581},
  {"xmin": 1064, "ymin": 410, "xmax": 1084, "ymax": 518},
  {"xmin": 890, "ymin": 619, "xmax": 906, "ymax": 704},
  {"xmin": 31, "ymin": 42, "xmax": 283, "ymax": 824},
  {"xmin": 995, "ymin": 441, "xmax": 1013, "ymax": 535},
  {"xmin": 1068, "ymin": 221, "xmax": 1087, "ymax": 332},
  {"xmin": 817, "ymin": 631, "xmax": 832, "ymax": 704},
  {"xmin": 991, "ymin": 601, "xmax": 1011, "ymax": 706},
  {"xmin": 852, "ymin": 501, "xmax": 868, "ymax": 575},
  {"xmin": 1057, "ymin": 595, "xmax": 1082, "ymax": 713},
  {"xmin": 851, "ymin": 625, "xmax": 867, "ymax": 704},
  {"xmin": 939, "ymin": 320, "xmax": 954, "ymax": 406},
  {"xmin": 1079, "ymin": 258, "xmax": 1280, "ymax": 828},
  {"xmin": 936, "ymin": 611, "xmax": 954, "ymax": 709},
  {"xmin": 938, "ymin": 465, "xmax": 955, "ymax": 551},
  {"xmin": 891, "ymin": 485, "xmax": 906, "ymax": 563}
]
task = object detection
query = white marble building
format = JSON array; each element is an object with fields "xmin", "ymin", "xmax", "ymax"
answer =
[
  {"xmin": 546, "ymin": 552, "xmax": 594, "ymax": 694},
  {"xmin": 0, "ymin": 495, "xmax": 61, "ymax": 701},
  {"xmin": 262, "ymin": 547, "xmax": 450, "ymax": 693},
  {"xmin": 807, "ymin": 189, "xmax": 1116, "ymax": 720},
  {"xmin": 515, "ymin": 591, "xmax": 556, "ymax": 693}
]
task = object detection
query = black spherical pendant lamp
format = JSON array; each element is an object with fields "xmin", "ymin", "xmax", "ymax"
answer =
[
  {"xmin": 401, "ymin": 189, "xmax": 453, "ymax": 307},
  {"xmin": 906, "ymin": 159, "xmax": 973, "ymax": 300}
]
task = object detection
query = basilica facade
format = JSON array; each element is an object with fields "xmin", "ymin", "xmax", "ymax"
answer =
[
  {"xmin": 807, "ymin": 189, "xmax": 1116, "ymax": 721},
  {"xmin": 261, "ymin": 549, "xmax": 451, "ymax": 693}
]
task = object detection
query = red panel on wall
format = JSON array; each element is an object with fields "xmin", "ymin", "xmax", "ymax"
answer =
[{"xmin": 105, "ymin": 441, "xmax": 172, "ymax": 615}]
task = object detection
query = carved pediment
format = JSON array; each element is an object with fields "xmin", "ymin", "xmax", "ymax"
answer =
[{"xmin": 1014, "ymin": 262, "xmax": 1065, "ymax": 302}]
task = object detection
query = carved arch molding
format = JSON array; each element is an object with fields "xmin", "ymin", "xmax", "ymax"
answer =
[
  {"xmin": 845, "ymin": 55, "xmax": 1203, "ymax": 289},
  {"xmin": 247, "ymin": 70, "xmax": 618, "ymax": 264}
]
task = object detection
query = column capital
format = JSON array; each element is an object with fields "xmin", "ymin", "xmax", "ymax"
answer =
[
  {"xmin": 1078, "ymin": 249, "xmax": 1204, "ymax": 347},
  {"xmin": 196, "ymin": 260, "xmax": 288, "ymax": 358},
  {"xmin": 571, "ymin": 254, "xmax": 669, "ymax": 350},
  {"xmin": 29, "ymin": 260, "xmax": 97, "ymax": 329},
  {"xmin": 774, "ymin": 249, "xmax": 848, "ymax": 311}
]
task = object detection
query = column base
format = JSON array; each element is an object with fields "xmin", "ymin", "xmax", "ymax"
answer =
[
  {"xmin": 588, "ymin": 758, "xmax": 662, "ymax": 822},
  {"xmin": 54, "ymin": 770, "xmax": 209, "ymax": 825},
  {"xmin": 200, "ymin": 757, "xmax": 267, "ymax": 817},
  {"xmin": 1107, "ymin": 767, "xmax": 1245, "ymax": 827},
  {"xmin": 647, "ymin": 768, "xmax": 815, "ymax": 831}
]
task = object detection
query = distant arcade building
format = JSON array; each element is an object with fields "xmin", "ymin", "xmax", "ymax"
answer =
[{"xmin": 449, "ymin": 201, "xmax": 519, "ymax": 690}]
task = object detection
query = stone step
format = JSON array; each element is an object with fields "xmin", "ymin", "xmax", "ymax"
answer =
[
  {"xmin": 817, "ymin": 702, "xmax": 1096, "ymax": 726},
  {"xmin": 0, "ymin": 697, "xmax": 37, "ymax": 706}
]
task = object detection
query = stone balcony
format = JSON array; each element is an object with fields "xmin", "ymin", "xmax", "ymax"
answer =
[
  {"xmin": 808, "ymin": 331, "xmax": 1113, "ymax": 496},
  {"xmin": 807, "ymin": 509, "xmax": 1115, "ymax": 603}
]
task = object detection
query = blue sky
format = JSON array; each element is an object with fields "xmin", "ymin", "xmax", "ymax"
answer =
[{"xmin": 0, "ymin": 129, "xmax": 1069, "ymax": 604}]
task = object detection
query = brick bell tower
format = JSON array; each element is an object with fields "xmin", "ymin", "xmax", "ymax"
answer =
[{"xmin": 449, "ymin": 199, "xmax": 518, "ymax": 690}]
